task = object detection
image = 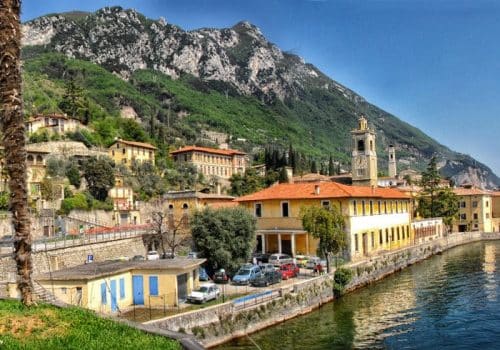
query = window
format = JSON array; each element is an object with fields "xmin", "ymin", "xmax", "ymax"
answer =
[
  {"xmin": 322, "ymin": 200, "xmax": 330, "ymax": 209},
  {"xmin": 61, "ymin": 287, "xmax": 67, "ymax": 294},
  {"xmin": 369, "ymin": 201, "xmax": 373, "ymax": 215},
  {"xmin": 122, "ymin": 148, "xmax": 126, "ymax": 154},
  {"xmin": 472, "ymin": 201, "xmax": 478, "ymax": 208},
  {"xmin": 377, "ymin": 201, "xmax": 381, "ymax": 214},
  {"xmin": 486, "ymin": 213, "xmax": 490, "ymax": 219},
  {"xmin": 397, "ymin": 227, "xmax": 400, "ymax": 240},
  {"xmin": 407, "ymin": 225, "xmax": 410, "ymax": 238},
  {"xmin": 391, "ymin": 227, "xmax": 395, "ymax": 241},
  {"xmin": 370, "ymin": 140, "xmax": 374, "ymax": 151},
  {"xmin": 473, "ymin": 213, "xmax": 478, "ymax": 220},
  {"xmin": 486, "ymin": 201, "xmax": 489, "ymax": 207},
  {"xmin": 384, "ymin": 201, "xmax": 388, "ymax": 214},
  {"xmin": 357, "ymin": 139, "xmax": 365, "ymax": 151},
  {"xmin": 460, "ymin": 213, "xmax": 467, "ymax": 220},
  {"xmin": 255, "ymin": 203, "xmax": 262, "ymax": 217},
  {"xmin": 362, "ymin": 200, "xmax": 366, "ymax": 216},
  {"xmin": 460, "ymin": 201, "xmax": 466, "ymax": 208},
  {"xmin": 119, "ymin": 278, "xmax": 125, "ymax": 299},
  {"xmin": 385, "ymin": 229, "xmax": 389, "ymax": 243},
  {"xmin": 101, "ymin": 283, "xmax": 107, "ymax": 304},
  {"xmin": 354, "ymin": 234, "xmax": 359, "ymax": 251},
  {"xmin": 353, "ymin": 200, "xmax": 357, "ymax": 215},
  {"xmin": 379, "ymin": 230, "xmax": 383, "ymax": 244},
  {"xmin": 281, "ymin": 202, "xmax": 289, "ymax": 217},
  {"xmin": 371, "ymin": 232, "xmax": 374, "ymax": 248},
  {"xmin": 149, "ymin": 276, "xmax": 159, "ymax": 296}
]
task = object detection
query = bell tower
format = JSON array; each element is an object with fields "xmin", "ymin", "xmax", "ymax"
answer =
[
  {"xmin": 351, "ymin": 116, "xmax": 377, "ymax": 186},
  {"xmin": 388, "ymin": 144, "xmax": 397, "ymax": 178}
]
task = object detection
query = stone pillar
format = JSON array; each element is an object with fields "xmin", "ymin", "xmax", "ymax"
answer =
[
  {"xmin": 291, "ymin": 233, "xmax": 296, "ymax": 256},
  {"xmin": 278, "ymin": 233, "xmax": 282, "ymax": 254},
  {"xmin": 261, "ymin": 234, "xmax": 266, "ymax": 254}
]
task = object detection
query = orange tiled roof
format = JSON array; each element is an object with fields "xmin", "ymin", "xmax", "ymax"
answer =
[
  {"xmin": 235, "ymin": 182, "xmax": 409, "ymax": 202},
  {"xmin": 170, "ymin": 146, "xmax": 246, "ymax": 156},
  {"xmin": 453, "ymin": 187, "xmax": 492, "ymax": 196},
  {"xmin": 112, "ymin": 139, "xmax": 157, "ymax": 150}
]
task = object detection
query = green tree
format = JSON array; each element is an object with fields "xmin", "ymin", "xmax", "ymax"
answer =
[
  {"xmin": 301, "ymin": 205, "xmax": 347, "ymax": 273},
  {"xmin": 191, "ymin": 207, "xmax": 256, "ymax": 275},
  {"xmin": 81, "ymin": 157, "xmax": 115, "ymax": 201},
  {"xmin": 58, "ymin": 76, "xmax": 85, "ymax": 118},
  {"xmin": 229, "ymin": 168, "xmax": 265, "ymax": 196},
  {"xmin": 132, "ymin": 160, "xmax": 164, "ymax": 199},
  {"xmin": 328, "ymin": 155, "xmax": 335, "ymax": 176},
  {"xmin": 310, "ymin": 160, "xmax": 318, "ymax": 174},
  {"xmin": 417, "ymin": 157, "xmax": 459, "ymax": 230},
  {"xmin": 279, "ymin": 166, "xmax": 289, "ymax": 183},
  {"xmin": 65, "ymin": 162, "xmax": 81, "ymax": 188}
]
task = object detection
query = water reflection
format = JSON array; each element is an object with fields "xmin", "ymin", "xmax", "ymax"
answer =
[{"xmin": 217, "ymin": 241, "xmax": 500, "ymax": 350}]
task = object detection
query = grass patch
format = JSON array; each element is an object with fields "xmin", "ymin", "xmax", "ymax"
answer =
[{"xmin": 0, "ymin": 299, "xmax": 180, "ymax": 349}]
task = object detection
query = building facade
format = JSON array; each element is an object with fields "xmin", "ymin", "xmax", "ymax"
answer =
[
  {"xmin": 236, "ymin": 181, "xmax": 412, "ymax": 262},
  {"xmin": 26, "ymin": 113, "xmax": 87, "ymax": 135},
  {"xmin": 170, "ymin": 146, "xmax": 247, "ymax": 181},
  {"xmin": 453, "ymin": 187, "xmax": 494, "ymax": 232},
  {"xmin": 108, "ymin": 139, "xmax": 156, "ymax": 167}
]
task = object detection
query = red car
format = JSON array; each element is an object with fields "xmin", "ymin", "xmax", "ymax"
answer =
[{"xmin": 279, "ymin": 263, "xmax": 300, "ymax": 280}]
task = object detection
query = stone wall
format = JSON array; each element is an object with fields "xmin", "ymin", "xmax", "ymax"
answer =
[{"xmin": 0, "ymin": 236, "xmax": 147, "ymax": 297}]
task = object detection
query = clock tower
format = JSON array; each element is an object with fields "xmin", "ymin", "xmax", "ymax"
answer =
[{"xmin": 351, "ymin": 116, "xmax": 378, "ymax": 187}]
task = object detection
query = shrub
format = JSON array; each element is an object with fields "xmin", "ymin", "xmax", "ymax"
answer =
[
  {"xmin": 333, "ymin": 267, "xmax": 353, "ymax": 297},
  {"xmin": 60, "ymin": 192, "xmax": 88, "ymax": 214}
]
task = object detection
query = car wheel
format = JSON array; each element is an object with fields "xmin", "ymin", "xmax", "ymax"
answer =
[{"xmin": 265, "ymin": 281, "xmax": 269, "ymax": 287}]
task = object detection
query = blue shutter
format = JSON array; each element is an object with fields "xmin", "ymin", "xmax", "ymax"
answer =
[
  {"xmin": 119, "ymin": 278, "xmax": 125, "ymax": 299},
  {"xmin": 101, "ymin": 282, "xmax": 107, "ymax": 304},
  {"xmin": 149, "ymin": 276, "xmax": 158, "ymax": 296}
]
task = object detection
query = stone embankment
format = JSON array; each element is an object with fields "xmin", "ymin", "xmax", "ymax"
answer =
[{"xmin": 145, "ymin": 231, "xmax": 500, "ymax": 348}]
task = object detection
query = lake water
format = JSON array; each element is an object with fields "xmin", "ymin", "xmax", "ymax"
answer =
[{"xmin": 216, "ymin": 240, "xmax": 500, "ymax": 350}]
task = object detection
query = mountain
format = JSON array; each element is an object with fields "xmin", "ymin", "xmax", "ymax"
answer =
[{"xmin": 21, "ymin": 6, "xmax": 500, "ymax": 188}]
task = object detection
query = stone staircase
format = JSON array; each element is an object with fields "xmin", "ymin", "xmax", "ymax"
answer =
[{"xmin": 33, "ymin": 280, "xmax": 67, "ymax": 307}]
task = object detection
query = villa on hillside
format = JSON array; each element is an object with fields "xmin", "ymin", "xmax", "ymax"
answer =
[
  {"xmin": 170, "ymin": 146, "xmax": 247, "ymax": 183},
  {"xmin": 26, "ymin": 113, "xmax": 87, "ymax": 135},
  {"xmin": 108, "ymin": 139, "xmax": 157, "ymax": 167}
]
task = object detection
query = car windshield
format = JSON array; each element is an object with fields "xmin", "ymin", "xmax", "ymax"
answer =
[
  {"xmin": 237, "ymin": 269, "xmax": 251, "ymax": 275},
  {"xmin": 198, "ymin": 286, "xmax": 209, "ymax": 292}
]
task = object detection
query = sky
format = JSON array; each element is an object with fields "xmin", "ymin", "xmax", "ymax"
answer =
[{"xmin": 22, "ymin": 0, "xmax": 500, "ymax": 176}]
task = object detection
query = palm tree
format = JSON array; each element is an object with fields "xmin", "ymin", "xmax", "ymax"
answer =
[{"xmin": 0, "ymin": 0, "xmax": 34, "ymax": 306}]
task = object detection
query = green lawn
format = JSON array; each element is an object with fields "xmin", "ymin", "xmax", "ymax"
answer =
[{"xmin": 0, "ymin": 299, "xmax": 180, "ymax": 349}]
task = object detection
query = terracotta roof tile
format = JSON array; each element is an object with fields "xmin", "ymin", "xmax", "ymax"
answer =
[
  {"xmin": 235, "ymin": 182, "xmax": 409, "ymax": 202},
  {"xmin": 111, "ymin": 139, "xmax": 157, "ymax": 150},
  {"xmin": 170, "ymin": 146, "xmax": 246, "ymax": 156},
  {"xmin": 453, "ymin": 187, "xmax": 493, "ymax": 196}
]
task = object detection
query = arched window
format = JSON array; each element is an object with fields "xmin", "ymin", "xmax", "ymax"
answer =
[
  {"xmin": 36, "ymin": 155, "xmax": 43, "ymax": 163},
  {"xmin": 357, "ymin": 140, "xmax": 365, "ymax": 152},
  {"xmin": 168, "ymin": 204, "xmax": 173, "ymax": 211},
  {"xmin": 370, "ymin": 140, "xmax": 374, "ymax": 151},
  {"xmin": 27, "ymin": 155, "xmax": 34, "ymax": 164},
  {"xmin": 182, "ymin": 203, "xmax": 188, "ymax": 210}
]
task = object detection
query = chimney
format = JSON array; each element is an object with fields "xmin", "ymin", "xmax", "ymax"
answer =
[
  {"xmin": 285, "ymin": 166, "xmax": 294, "ymax": 183},
  {"xmin": 315, "ymin": 185, "xmax": 320, "ymax": 195}
]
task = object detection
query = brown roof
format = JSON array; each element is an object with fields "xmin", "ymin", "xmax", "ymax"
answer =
[
  {"xmin": 453, "ymin": 187, "xmax": 492, "ymax": 196},
  {"xmin": 170, "ymin": 145, "xmax": 246, "ymax": 156},
  {"xmin": 112, "ymin": 139, "xmax": 157, "ymax": 150},
  {"xmin": 26, "ymin": 113, "xmax": 69, "ymax": 122},
  {"xmin": 235, "ymin": 182, "xmax": 409, "ymax": 202}
]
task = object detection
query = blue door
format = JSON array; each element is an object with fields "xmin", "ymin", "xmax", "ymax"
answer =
[
  {"xmin": 132, "ymin": 275, "xmax": 144, "ymax": 305},
  {"xmin": 110, "ymin": 280, "xmax": 118, "ymax": 312}
]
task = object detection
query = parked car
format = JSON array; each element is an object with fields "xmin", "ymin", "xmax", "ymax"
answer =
[
  {"xmin": 252, "ymin": 252, "xmax": 270, "ymax": 264},
  {"xmin": 131, "ymin": 255, "xmax": 145, "ymax": 261},
  {"xmin": 146, "ymin": 250, "xmax": 160, "ymax": 260},
  {"xmin": 199, "ymin": 267, "xmax": 209, "ymax": 281},
  {"xmin": 306, "ymin": 257, "xmax": 327, "ymax": 270},
  {"xmin": 279, "ymin": 263, "xmax": 300, "ymax": 280},
  {"xmin": 250, "ymin": 270, "xmax": 282, "ymax": 287},
  {"xmin": 295, "ymin": 255, "xmax": 309, "ymax": 268},
  {"xmin": 213, "ymin": 269, "xmax": 230, "ymax": 284},
  {"xmin": 269, "ymin": 253, "xmax": 293, "ymax": 266},
  {"xmin": 187, "ymin": 283, "xmax": 220, "ymax": 303},
  {"xmin": 161, "ymin": 252, "xmax": 175, "ymax": 259},
  {"xmin": 260, "ymin": 263, "xmax": 277, "ymax": 273},
  {"xmin": 232, "ymin": 265, "xmax": 261, "ymax": 285},
  {"xmin": 187, "ymin": 251, "xmax": 199, "ymax": 259}
]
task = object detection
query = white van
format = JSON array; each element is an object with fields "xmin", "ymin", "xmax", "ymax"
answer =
[{"xmin": 269, "ymin": 253, "xmax": 293, "ymax": 266}]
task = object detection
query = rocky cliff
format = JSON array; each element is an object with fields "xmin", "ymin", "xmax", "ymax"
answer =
[{"xmin": 21, "ymin": 7, "xmax": 500, "ymax": 188}]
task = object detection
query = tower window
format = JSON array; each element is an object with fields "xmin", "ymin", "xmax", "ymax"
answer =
[
  {"xmin": 357, "ymin": 140, "xmax": 365, "ymax": 152},
  {"xmin": 370, "ymin": 140, "xmax": 373, "ymax": 151}
]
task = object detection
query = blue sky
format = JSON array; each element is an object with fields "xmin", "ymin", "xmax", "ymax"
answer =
[{"xmin": 22, "ymin": 0, "xmax": 500, "ymax": 176}]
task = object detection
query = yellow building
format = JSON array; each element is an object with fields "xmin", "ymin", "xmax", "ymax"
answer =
[
  {"xmin": 493, "ymin": 192, "xmax": 500, "ymax": 232},
  {"xmin": 236, "ymin": 181, "xmax": 412, "ymax": 262},
  {"xmin": 108, "ymin": 182, "xmax": 141, "ymax": 225},
  {"xmin": 170, "ymin": 146, "xmax": 247, "ymax": 180},
  {"xmin": 453, "ymin": 187, "xmax": 494, "ymax": 232},
  {"xmin": 108, "ymin": 139, "xmax": 156, "ymax": 167},
  {"xmin": 26, "ymin": 113, "xmax": 87, "ymax": 135},
  {"xmin": 35, "ymin": 259, "xmax": 204, "ymax": 313}
]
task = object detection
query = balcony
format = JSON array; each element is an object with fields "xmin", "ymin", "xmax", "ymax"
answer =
[{"xmin": 256, "ymin": 217, "xmax": 303, "ymax": 231}]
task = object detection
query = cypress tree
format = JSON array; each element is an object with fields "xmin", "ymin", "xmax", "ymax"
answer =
[{"xmin": 328, "ymin": 155, "xmax": 335, "ymax": 176}]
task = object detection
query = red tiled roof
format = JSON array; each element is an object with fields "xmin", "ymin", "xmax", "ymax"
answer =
[
  {"xmin": 170, "ymin": 146, "xmax": 246, "ymax": 156},
  {"xmin": 453, "ymin": 187, "xmax": 492, "ymax": 196},
  {"xmin": 235, "ymin": 182, "xmax": 409, "ymax": 202},
  {"xmin": 111, "ymin": 139, "xmax": 157, "ymax": 150}
]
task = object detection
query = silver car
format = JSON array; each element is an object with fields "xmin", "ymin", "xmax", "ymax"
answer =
[{"xmin": 269, "ymin": 253, "xmax": 293, "ymax": 266}]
